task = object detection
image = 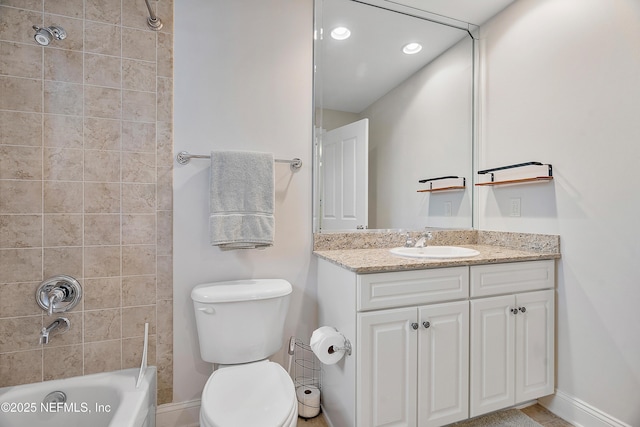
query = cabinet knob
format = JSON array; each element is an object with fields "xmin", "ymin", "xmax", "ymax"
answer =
[
  {"xmin": 519, "ymin": 306, "xmax": 526, "ymax": 313},
  {"xmin": 510, "ymin": 308, "xmax": 519, "ymax": 315},
  {"xmin": 411, "ymin": 322, "xmax": 419, "ymax": 330},
  {"xmin": 422, "ymin": 321, "xmax": 430, "ymax": 329}
]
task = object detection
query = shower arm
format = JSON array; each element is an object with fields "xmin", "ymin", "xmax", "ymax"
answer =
[{"xmin": 143, "ymin": 0, "xmax": 163, "ymax": 31}]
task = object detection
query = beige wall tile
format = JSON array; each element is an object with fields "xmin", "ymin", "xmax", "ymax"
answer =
[
  {"xmin": 0, "ymin": 282, "xmax": 41, "ymax": 317},
  {"xmin": 44, "ymin": 115, "xmax": 83, "ymax": 148},
  {"xmin": 43, "ymin": 247, "xmax": 83, "ymax": 279},
  {"xmin": 0, "ymin": 248, "xmax": 42, "ymax": 282},
  {"xmin": 84, "ymin": 183, "xmax": 120, "ymax": 213},
  {"xmin": 84, "ymin": 21, "xmax": 121, "ymax": 56},
  {"xmin": 156, "ymin": 256, "xmax": 173, "ymax": 300},
  {"xmin": 157, "ymin": 168, "xmax": 173, "ymax": 210},
  {"xmin": 84, "ymin": 339, "xmax": 121, "ymax": 374},
  {"xmin": 0, "ymin": 0, "xmax": 43, "ymax": 11},
  {"xmin": 157, "ymin": 121, "xmax": 173, "ymax": 166},
  {"xmin": 122, "ymin": 244, "xmax": 156, "ymax": 276},
  {"xmin": 157, "ymin": 32, "xmax": 173, "ymax": 78},
  {"xmin": 0, "ymin": 316, "xmax": 43, "ymax": 353},
  {"xmin": 122, "ymin": 214, "xmax": 156, "ymax": 245},
  {"xmin": 44, "ymin": 0, "xmax": 83, "ymax": 18},
  {"xmin": 84, "ymin": 150, "xmax": 120, "ymax": 182},
  {"xmin": 44, "ymin": 81, "xmax": 83, "ymax": 115},
  {"xmin": 85, "ymin": 53, "xmax": 122, "ymax": 88},
  {"xmin": 122, "ymin": 335, "xmax": 156, "ymax": 369},
  {"xmin": 122, "ymin": 305, "xmax": 155, "ymax": 338},
  {"xmin": 0, "ymin": 41, "xmax": 42, "ymax": 79},
  {"xmin": 44, "ymin": 48, "xmax": 83, "ymax": 83},
  {"xmin": 156, "ymin": 299, "xmax": 173, "ymax": 346},
  {"xmin": 84, "ymin": 277, "xmax": 121, "ymax": 310},
  {"xmin": 122, "ymin": 121, "xmax": 156, "ymax": 152},
  {"xmin": 0, "ymin": 146, "xmax": 42, "ymax": 180},
  {"xmin": 43, "ymin": 181, "xmax": 83, "ymax": 213},
  {"xmin": 44, "ymin": 214, "xmax": 83, "ymax": 247},
  {"xmin": 84, "ymin": 246, "xmax": 121, "ymax": 278},
  {"xmin": 84, "ymin": 85, "xmax": 122, "ymax": 119},
  {"xmin": 84, "ymin": 214, "xmax": 121, "ymax": 246},
  {"xmin": 157, "ymin": 78, "xmax": 173, "ymax": 122},
  {"xmin": 157, "ymin": 211, "xmax": 172, "ymax": 255},
  {"xmin": 0, "ymin": 215, "xmax": 42, "ymax": 248},
  {"xmin": 123, "ymin": 90, "xmax": 156, "ymax": 122},
  {"xmin": 122, "ymin": 152, "xmax": 155, "ymax": 183},
  {"xmin": 85, "ymin": 0, "xmax": 121, "ymax": 25},
  {"xmin": 84, "ymin": 118, "xmax": 121, "ymax": 150},
  {"xmin": 122, "ymin": 183, "xmax": 156, "ymax": 213},
  {"xmin": 43, "ymin": 311, "xmax": 82, "ymax": 347},
  {"xmin": 0, "ymin": 7, "xmax": 42, "ymax": 44},
  {"xmin": 122, "ymin": 275, "xmax": 156, "ymax": 306},
  {"xmin": 43, "ymin": 344, "xmax": 83, "ymax": 380},
  {"xmin": 0, "ymin": 111, "xmax": 42, "ymax": 146},
  {"xmin": 84, "ymin": 309, "xmax": 121, "ymax": 342},
  {"xmin": 0, "ymin": 180, "xmax": 42, "ymax": 214},
  {"xmin": 0, "ymin": 76, "xmax": 42, "ymax": 112},
  {"xmin": 43, "ymin": 15, "xmax": 83, "ymax": 51},
  {"xmin": 44, "ymin": 148, "xmax": 83, "ymax": 181},
  {"xmin": 0, "ymin": 349, "xmax": 42, "ymax": 387},
  {"xmin": 122, "ymin": 0, "xmax": 153, "ymax": 30},
  {"xmin": 122, "ymin": 27, "xmax": 156, "ymax": 62},
  {"xmin": 158, "ymin": 0, "xmax": 173, "ymax": 35},
  {"xmin": 122, "ymin": 59, "xmax": 155, "ymax": 92}
]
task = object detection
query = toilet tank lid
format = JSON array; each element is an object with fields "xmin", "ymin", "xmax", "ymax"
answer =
[{"xmin": 191, "ymin": 279, "xmax": 292, "ymax": 303}]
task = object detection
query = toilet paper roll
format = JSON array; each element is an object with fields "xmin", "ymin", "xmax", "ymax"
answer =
[
  {"xmin": 296, "ymin": 385, "xmax": 320, "ymax": 418},
  {"xmin": 310, "ymin": 326, "xmax": 346, "ymax": 365}
]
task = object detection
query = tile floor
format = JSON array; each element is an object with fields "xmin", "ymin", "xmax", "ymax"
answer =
[{"xmin": 296, "ymin": 404, "xmax": 573, "ymax": 427}]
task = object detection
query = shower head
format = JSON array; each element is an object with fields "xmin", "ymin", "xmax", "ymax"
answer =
[{"xmin": 32, "ymin": 25, "xmax": 67, "ymax": 46}]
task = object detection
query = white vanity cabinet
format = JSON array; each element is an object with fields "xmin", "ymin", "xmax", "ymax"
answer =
[{"xmin": 317, "ymin": 258, "xmax": 555, "ymax": 427}]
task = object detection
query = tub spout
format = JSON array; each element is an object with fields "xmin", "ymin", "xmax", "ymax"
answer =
[{"xmin": 40, "ymin": 317, "xmax": 70, "ymax": 345}]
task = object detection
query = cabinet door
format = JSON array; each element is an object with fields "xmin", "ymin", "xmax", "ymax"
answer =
[
  {"xmin": 515, "ymin": 290, "xmax": 555, "ymax": 402},
  {"xmin": 418, "ymin": 301, "xmax": 469, "ymax": 427},
  {"xmin": 470, "ymin": 295, "xmax": 515, "ymax": 417},
  {"xmin": 357, "ymin": 307, "xmax": 417, "ymax": 427}
]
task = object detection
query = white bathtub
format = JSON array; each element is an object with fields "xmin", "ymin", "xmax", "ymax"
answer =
[{"xmin": 0, "ymin": 367, "xmax": 156, "ymax": 427}]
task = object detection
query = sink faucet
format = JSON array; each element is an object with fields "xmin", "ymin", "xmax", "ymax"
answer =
[
  {"xmin": 414, "ymin": 231, "xmax": 433, "ymax": 248},
  {"xmin": 40, "ymin": 317, "xmax": 70, "ymax": 345}
]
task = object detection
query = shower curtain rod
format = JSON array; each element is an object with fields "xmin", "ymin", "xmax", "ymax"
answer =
[{"xmin": 143, "ymin": 0, "xmax": 163, "ymax": 31}]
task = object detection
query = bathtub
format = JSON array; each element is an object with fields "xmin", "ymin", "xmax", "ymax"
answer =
[{"xmin": 0, "ymin": 366, "xmax": 156, "ymax": 427}]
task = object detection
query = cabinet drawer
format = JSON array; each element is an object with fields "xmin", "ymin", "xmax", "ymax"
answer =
[
  {"xmin": 357, "ymin": 267, "xmax": 469, "ymax": 311},
  {"xmin": 470, "ymin": 260, "xmax": 554, "ymax": 297}
]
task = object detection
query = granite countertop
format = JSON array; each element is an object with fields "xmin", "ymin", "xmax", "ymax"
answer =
[{"xmin": 314, "ymin": 244, "xmax": 560, "ymax": 274}]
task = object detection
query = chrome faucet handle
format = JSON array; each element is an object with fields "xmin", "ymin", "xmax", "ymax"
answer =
[
  {"xmin": 47, "ymin": 288, "xmax": 65, "ymax": 316},
  {"xmin": 403, "ymin": 233, "xmax": 414, "ymax": 247}
]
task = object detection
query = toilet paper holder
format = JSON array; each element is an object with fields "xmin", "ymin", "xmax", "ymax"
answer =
[{"xmin": 328, "ymin": 328, "xmax": 352, "ymax": 356}]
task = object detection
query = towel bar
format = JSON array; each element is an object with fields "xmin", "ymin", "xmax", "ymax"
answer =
[{"xmin": 176, "ymin": 151, "xmax": 302, "ymax": 170}]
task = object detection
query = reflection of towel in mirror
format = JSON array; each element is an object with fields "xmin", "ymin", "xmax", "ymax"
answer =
[{"xmin": 209, "ymin": 151, "xmax": 274, "ymax": 249}]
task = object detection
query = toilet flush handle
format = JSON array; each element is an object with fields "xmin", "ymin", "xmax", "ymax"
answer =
[{"xmin": 197, "ymin": 307, "xmax": 215, "ymax": 314}]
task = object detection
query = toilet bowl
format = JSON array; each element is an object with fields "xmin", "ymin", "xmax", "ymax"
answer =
[
  {"xmin": 191, "ymin": 279, "xmax": 297, "ymax": 427},
  {"xmin": 200, "ymin": 360, "xmax": 297, "ymax": 427}
]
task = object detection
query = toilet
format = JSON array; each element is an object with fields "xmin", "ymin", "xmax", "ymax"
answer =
[{"xmin": 191, "ymin": 279, "xmax": 298, "ymax": 427}]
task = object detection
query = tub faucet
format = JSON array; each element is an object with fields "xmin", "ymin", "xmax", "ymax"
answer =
[
  {"xmin": 414, "ymin": 231, "xmax": 433, "ymax": 248},
  {"xmin": 40, "ymin": 317, "xmax": 70, "ymax": 345}
]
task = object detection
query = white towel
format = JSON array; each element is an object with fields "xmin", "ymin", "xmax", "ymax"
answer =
[{"xmin": 209, "ymin": 151, "xmax": 274, "ymax": 249}]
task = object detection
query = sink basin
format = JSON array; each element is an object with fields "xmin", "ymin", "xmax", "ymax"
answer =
[{"xmin": 389, "ymin": 246, "xmax": 480, "ymax": 259}]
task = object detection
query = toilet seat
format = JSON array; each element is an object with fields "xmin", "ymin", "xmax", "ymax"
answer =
[{"xmin": 200, "ymin": 360, "xmax": 297, "ymax": 427}]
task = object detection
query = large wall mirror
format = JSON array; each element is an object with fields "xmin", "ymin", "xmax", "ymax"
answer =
[{"xmin": 313, "ymin": 0, "xmax": 476, "ymax": 232}]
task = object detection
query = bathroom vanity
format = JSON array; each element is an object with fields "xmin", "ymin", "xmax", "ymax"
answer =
[{"xmin": 314, "ymin": 233, "xmax": 559, "ymax": 427}]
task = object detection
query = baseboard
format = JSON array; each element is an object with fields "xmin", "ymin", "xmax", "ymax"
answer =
[
  {"xmin": 156, "ymin": 399, "xmax": 201, "ymax": 427},
  {"xmin": 539, "ymin": 390, "xmax": 631, "ymax": 427}
]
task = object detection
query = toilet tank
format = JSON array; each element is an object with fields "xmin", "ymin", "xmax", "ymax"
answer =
[{"xmin": 191, "ymin": 279, "xmax": 292, "ymax": 364}]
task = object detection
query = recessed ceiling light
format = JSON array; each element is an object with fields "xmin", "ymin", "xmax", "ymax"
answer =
[
  {"xmin": 331, "ymin": 27, "xmax": 351, "ymax": 40},
  {"xmin": 402, "ymin": 42, "xmax": 422, "ymax": 55}
]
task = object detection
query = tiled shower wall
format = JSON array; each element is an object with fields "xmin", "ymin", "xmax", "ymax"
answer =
[{"xmin": 0, "ymin": 0, "xmax": 173, "ymax": 404}]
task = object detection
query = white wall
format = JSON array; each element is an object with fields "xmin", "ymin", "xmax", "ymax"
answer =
[
  {"xmin": 173, "ymin": 0, "xmax": 314, "ymax": 402},
  {"xmin": 478, "ymin": 0, "xmax": 640, "ymax": 425}
]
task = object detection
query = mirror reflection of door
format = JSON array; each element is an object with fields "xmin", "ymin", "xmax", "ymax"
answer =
[{"xmin": 320, "ymin": 119, "xmax": 368, "ymax": 231}]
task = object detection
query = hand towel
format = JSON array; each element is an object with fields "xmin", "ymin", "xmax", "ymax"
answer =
[{"xmin": 209, "ymin": 150, "xmax": 274, "ymax": 249}]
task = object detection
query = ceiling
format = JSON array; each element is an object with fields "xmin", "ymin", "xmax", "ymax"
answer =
[{"xmin": 318, "ymin": 0, "xmax": 517, "ymax": 113}]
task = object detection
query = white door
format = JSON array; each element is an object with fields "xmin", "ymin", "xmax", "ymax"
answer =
[
  {"xmin": 418, "ymin": 301, "xmax": 469, "ymax": 427},
  {"xmin": 470, "ymin": 295, "xmax": 515, "ymax": 417},
  {"xmin": 357, "ymin": 307, "xmax": 417, "ymax": 427},
  {"xmin": 320, "ymin": 119, "xmax": 368, "ymax": 231},
  {"xmin": 515, "ymin": 290, "xmax": 555, "ymax": 402}
]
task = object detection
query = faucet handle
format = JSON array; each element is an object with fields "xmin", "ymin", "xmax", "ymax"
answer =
[
  {"xmin": 403, "ymin": 233, "xmax": 414, "ymax": 247},
  {"xmin": 40, "ymin": 327, "xmax": 49, "ymax": 345}
]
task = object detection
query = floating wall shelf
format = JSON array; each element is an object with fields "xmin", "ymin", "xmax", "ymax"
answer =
[
  {"xmin": 476, "ymin": 162, "xmax": 553, "ymax": 186},
  {"xmin": 417, "ymin": 176, "xmax": 466, "ymax": 193}
]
